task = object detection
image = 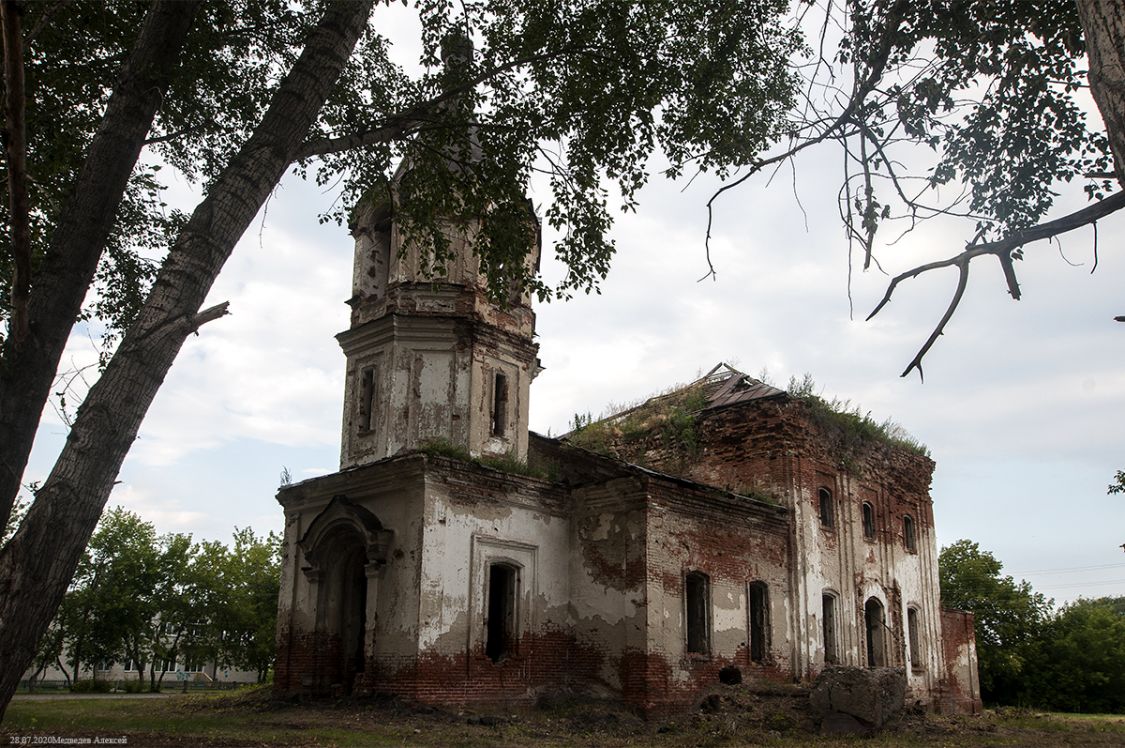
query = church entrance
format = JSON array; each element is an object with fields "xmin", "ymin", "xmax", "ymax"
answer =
[{"xmin": 319, "ymin": 529, "xmax": 370, "ymax": 694}]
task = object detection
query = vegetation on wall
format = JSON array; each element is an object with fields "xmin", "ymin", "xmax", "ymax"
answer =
[
  {"xmin": 565, "ymin": 384, "xmax": 709, "ymax": 470},
  {"xmin": 786, "ymin": 374, "xmax": 931, "ymax": 462},
  {"xmin": 417, "ymin": 439, "xmax": 548, "ymax": 480}
]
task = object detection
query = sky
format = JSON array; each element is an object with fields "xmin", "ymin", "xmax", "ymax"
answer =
[{"xmin": 20, "ymin": 6, "xmax": 1125, "ymax": 606}]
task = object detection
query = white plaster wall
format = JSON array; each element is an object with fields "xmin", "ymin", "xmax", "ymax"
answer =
[{"xmin": 415, "ymin": 474, "xmax": 570, "ymax": 655}]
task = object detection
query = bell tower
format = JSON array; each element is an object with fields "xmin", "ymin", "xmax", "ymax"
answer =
[{"xmin": 336, "ymin": 174, "xmax": 541, "ymax": 469}]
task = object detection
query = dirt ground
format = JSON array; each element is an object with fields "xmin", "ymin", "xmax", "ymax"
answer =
[{"xmin": 3, "ymin": 686, "xmax": 1125, "ymax": 747}]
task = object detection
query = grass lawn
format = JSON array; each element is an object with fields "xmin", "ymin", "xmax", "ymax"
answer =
[{"xmin": 2, "ymin": 688, "xmax": 1124, "ymax": 747}]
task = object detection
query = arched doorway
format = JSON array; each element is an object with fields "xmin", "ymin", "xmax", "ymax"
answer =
[
  {"xmin": 297, "ymin": 496, "xmax": 393, "ymax": 696},
  {"xmin": 865, "ymin": 597, "xmax": 886, "ymax": 667},
  {"xmin": 317, "ymin": 528, "xmax": 369, "ymax": 694}
]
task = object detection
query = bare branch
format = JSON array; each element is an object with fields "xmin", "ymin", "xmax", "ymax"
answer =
[
  {"xmin": 700, "ymin": 0, "xmax": 909, "ymax": 280},
  {"xmin": 868, "ymin": 191, "xmax": 1125, "ymax": 376},
  {"xmin": 189, "ymin": 301, "xmax": 230, "ymax": 333},
  {"xmin": 293, "ymin": 46, "xmax": 587, "ymax": 162}
]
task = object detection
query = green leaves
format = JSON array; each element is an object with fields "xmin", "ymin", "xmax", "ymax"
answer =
[{"xmin": 57, "ymin": 509, "xmax": 280, "ymax": 685}]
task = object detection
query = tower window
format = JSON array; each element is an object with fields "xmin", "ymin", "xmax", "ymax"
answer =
[
  {"xmin": 818, "ymin": 488, "xmax": 834, "ymax": 529},
  {"xmin": 486, "ymin": 563, "xmax": 518, "ymax": 662},
  {"xmin": 822, "ymin": 593, "xmax": 838, "ymax": 664},
  {"xmin": 358, "ymin": 366, "xmax": 376, "ymax": 434},
  {"xmin": 491, "ymin": 372, "xmax": 509, "ymax": 437},
  {"xmin": 748, "ymin": 581, "xmax": 769, "ymax": 663},
  {"xmin": 904, "ymin": 514, "xmax": 917, "ymax": 552},
  {"xmin": 685, "ymin": 571, "xmax": 711, "ymax": 655},
  {"xmin": 862, "ymin": 502, "xmax": 876, "ymax": 540}
]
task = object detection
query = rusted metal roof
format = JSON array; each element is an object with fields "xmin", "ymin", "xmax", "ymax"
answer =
[{"xmin": 698, "ymin": 362, "xmax": 787, "ymax": 411}]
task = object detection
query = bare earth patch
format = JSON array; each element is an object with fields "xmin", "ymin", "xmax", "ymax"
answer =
[{"xmin": 2, "ymin": 688, "xmax": 1124, "ymax": 747}]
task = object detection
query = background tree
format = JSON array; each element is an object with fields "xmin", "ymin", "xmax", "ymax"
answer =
[
  {"xmin": 938, "ymin": 539, "xmax": 1052, "ymax": 705},
  {"xmin": 0, "ymin": 0, "xmax": 804, "ymax": 714},
  {"xmin": 1027, "ymin": 596, "xmax": 1125, "ymax": 713}
]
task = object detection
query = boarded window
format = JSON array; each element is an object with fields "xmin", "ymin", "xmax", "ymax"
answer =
[
  {"xmin": 862, "ymin": 502, "xmax": 876, "ymax": 540},
  {"xmin": 685, "ymin": 571, "xmax": 711, "ymax": 655},
  {"xmin": 908, "ymin": 607, "xmax": 922, "ymax": 669},
  {"xmin": 486, "ymin": 563, "xmax": 518, "ymax": 662},
  {"xmin": 822, "ymin": 593, "xmax": 838, "ymax": 664},
  {"xmin": 865, "ymin": 597, "xmax": 886, "ymax": 667},
  {"xmin": 818, "ymin": 488, "xmax": 834, "ymax": 529},
  {"xmin": 748, "ymin": 581, "xmax": 769, "ymax": 663},
  {"xmin": 904, "ymin": 515, "xmax": 917, "ymax": 552},
  {"xmin": 491, "ymin": 372, "xmax": 509, "ymax": 437},
  {"xmin": 358, "ymin": 366, "xmax": 376, "ymax": 434}
]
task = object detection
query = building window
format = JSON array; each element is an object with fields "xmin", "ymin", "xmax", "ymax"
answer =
[
  {"xmin": 822, "ymin": 593, "xmax": 838, "ymax": 664},
  {"xmin": 490, "ymin": 372, "xmax": 509, "ymax": 438},
  {"xmin": 358, "ymin": 366, "xmax": 376, "ymax": 434},
  {"xmin": 864, "ymin": 597, "xmax": 886, "ymax": 667},
  {"xmin": 685, "ymin": 571, "xmax": 711, "ymax": 655},
  {"xmin": 486, "ymin": 562, "xmax": 518, "ymax": 662},
  {"xmin": 748, "ymin": 581, "xmax": 770, "ymax": 663},
  {"xmin": 862, "ymin": 502, "xmax": 876, "ymax": 540},
  {"xmin": 818, "ymin": 488, "xmax": 834, "ymax": 529},
  {"xmin": 904, "ymin": 514, "xmax": 917, "ymax": 552},
  {"xmin": 908, "ymin": 607, "xmax": 922, "ymax": 669}
]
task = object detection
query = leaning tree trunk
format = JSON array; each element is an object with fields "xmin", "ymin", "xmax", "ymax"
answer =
[
  {"xmin": 1077, "ymin": 0, "xmax": 1125, "ymax": 185},
  {"xmin": 0, "ymin": 0, "xmax": 202, "ymax": 531},
  {"xmin": 0, "ymin": 0, "xmax": 375, "ymax": 718}
]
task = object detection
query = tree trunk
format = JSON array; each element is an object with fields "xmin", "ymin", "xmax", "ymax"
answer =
[
  {"xmin": 0, "ymin": 0, "xmax": 375, "ymax": 718},
  {"xmin": 0, "ymin": 0, "xmax": 201, "ymax": 531},
  {"xmin": 1077, "ymin": 0, "xmax": 1125, "ymax": 185}
]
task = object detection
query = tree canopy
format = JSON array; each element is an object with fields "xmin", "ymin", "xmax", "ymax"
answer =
[{"xmin": 940, "ymin": 539, "xmax": 1125, "ymax": 712}]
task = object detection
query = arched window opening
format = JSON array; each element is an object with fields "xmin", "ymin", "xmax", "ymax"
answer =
[
  {"xmin": 818, "ymin": 488, "xmax": 834, "ymax": 529},
  {"xmin": 862, "ymin": 502, "xmax": 876, "ymax": 540},
  {"xmin": 490, "ymin": 372, "xmax": 509, "ymax": 438},
  {"xmin": 822, "ymin": 593, "xmax": 838, "ymax": 665},
  {"xmin": 904, "ymin": 515, "xmax": 917, "ymax": 552},
  {"xmin": 685, "ymin": 571, "xmax": 711, "ymax": 655},
  {"xmin": 908, "ymin": 607, "xmax": 922, "ymax": 669},
  {"xmin": 486, "ymin": 563, "xmax": 518, "ymax": 662},
  {"xmin": 864, "ymin": 597, "xmax": 886, "ymax": 667},
  {"xmin": 358, "ymin": 365, "xmax": 377, "ymax": 434},
  {"xmin": 748, "ymin": 581, "xmax": 770, "ymax": 663}
]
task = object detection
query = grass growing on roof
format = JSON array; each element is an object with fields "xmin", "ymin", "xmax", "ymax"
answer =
[
  {"xmin": 417, "ymin": 438, "xmax": 548, "ymax": 479},
  {"xmin": 565, "ymin": 383, "xmax": 709, "ymax": 468},
  {"xmin": 786, "ymin": 374, "xmax": 931, "ymax": 460}
]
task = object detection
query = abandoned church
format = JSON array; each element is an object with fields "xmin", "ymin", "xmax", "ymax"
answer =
[{"xmin": 272, "ymin": 162, "xmax": 981, "ymax": 717}]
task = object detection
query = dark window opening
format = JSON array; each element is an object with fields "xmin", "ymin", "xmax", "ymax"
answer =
[
  {"xmin": 358, "ymin": 366, "xmax": 376, "ymax": 434},
  {"xmin": 822, "ymin": 594, "xmax": 838, "ymax": 664},
  {"xmin": 865, "ymin": 597, "xmax": 886, "ymax": 667},
  {"xmin": 904, "ymin": 515, "xmax": 917, "ymax": 552},
  {"xmin": 686, "ymin": 571, "xmax": 711, "ymax": 655},
  {"xmin": 818, "ymin": 488, "xmax": 834, "ymax": 529},
  {"xmin": 491, "ymin": 372, "xmax": 509, "ymax": 438},
  {"xmin": 908, "ymin": 607, "xmax": 922, "ymax": 669},
  {"xmin": 486, "ymin": 563, "xmax": 517, "ymax": 662},
  {"xmin": 748, "ymin": 581, "xmax": 769, "ymax": 663},
  {"xmin": 862, "ymin": 502, "xmax": 876, "ymax": 540}
]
